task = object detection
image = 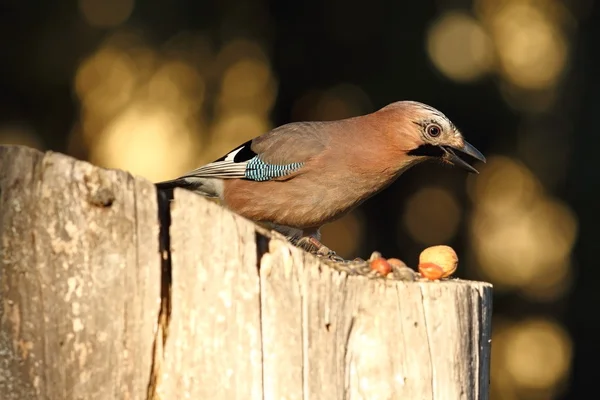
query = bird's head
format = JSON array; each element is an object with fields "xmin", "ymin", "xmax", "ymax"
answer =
[{"xmin": 378, "ymin": 101, "xmax": 486, "ymax": 173}]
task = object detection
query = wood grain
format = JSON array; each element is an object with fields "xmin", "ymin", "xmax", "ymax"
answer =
[
  {"xmin": 0, "ymin": 146, "xmax": 160, "ymax": 400},
  {"xmin": 155, "ymin": 188, "xmax": 264, "ymax": 400},
  {"xmin": 260, "ymin": 237, "xmax": 492, "ymax": 400}
]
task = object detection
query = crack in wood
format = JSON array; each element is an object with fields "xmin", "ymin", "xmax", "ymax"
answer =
[
  {"xmin": 419, "ymin": 285, "xmax": 436, "ymax": 399},
  {"xmin": 147, "ymin": 189, "xmax": 173, "ymax": 400},
  {"xmin": 254, "ymin": 230, "xmax": 270, "ymax": 400}
]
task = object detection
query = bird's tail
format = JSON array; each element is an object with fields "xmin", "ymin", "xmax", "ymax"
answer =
[
  {"xmin": 155, "ymin": 178, "xmax": 193, "ymax": 191},
  {"xmin": 155, "ymin": 177, "xmax": 221, "ymax": 198}
]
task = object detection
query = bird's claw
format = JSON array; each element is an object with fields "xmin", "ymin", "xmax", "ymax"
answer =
[
  {"xmin": 293, "ymin": 237, "xmax": 417, "ymax": 280},
  {"xmin": 295, "ymin": 236, "xmax": 346, "ymax": 262},
  {"xmin": 317, "ymin": 248, "xmax": 345, "ymax": 262},
  {"xmin": 284, "ymin": 232, "xmax": 422, "ymax": 280}
]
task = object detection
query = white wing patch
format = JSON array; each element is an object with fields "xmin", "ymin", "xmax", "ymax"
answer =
[{"xmin": 223, "ymin": 145, "xmax": 245, "ymax": 162}]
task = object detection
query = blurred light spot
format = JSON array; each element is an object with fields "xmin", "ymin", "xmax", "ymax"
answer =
[
  {"xmin": 403, "ymin": 187, "xmax": 461, "ymax": 245},
  {"xmin": 490, "ymin": 2, "xmax": 568, "ymax": 90},
  {"xmin": 149, "ymin": 61, "xmax": 205, "ymax": 112},
  {"xmin": 521, "ymin": 259, "xmax": 572, "ymax": 302},
  {"xmin": 469, "ymin": 156, "xmax": 542, "ymax": 214},
  {"xmin": 503, "ymin": 318, "xmax": 572, "ymax": 390},
  {"xmin": 75, "ymin": 46, "xmax": 137, "ymax": 144},
  {"xmin": 321, "ymin": 211, "xmax": 365, "ymax": 259},
  {"xmin": 193, "ymin": 38, "xmax": 279, "ymax": 164},
  {"xmin": 491, "ymin": 317, "xmax": 571, "ymax": 398},
  {"xmin": 469, "ymin": 156, "xmax": 578, "ymax": 296},
  {"xmin": 426, "ymin": 12, "xmax": 494, "ymax": 83},
  {"xmin": 207, "ymin": 113, "xmax": 271, "ymax": 161},
  {"xmin": 489, "ymin": 317, "xmax": 519, "ymax": 399},
  {"xmin": 472, "ymin": 198, "xmax": 576, "ymax": 287},
  {"xmin": 79, "ymin": 0, "xmax": 134, "ymax": 28},
  {"xmin": 223, "ymin": 59, "xmax": 270, "ymax": 99},
  {"xmin": 292, "ymin": 84, "xmax": 372, "ymax": 121},
  {"xmin": 72, "ymin": 32, "xmax": 279, "ymax": 185},
  {"xmin": 74, "ymin": 33, "xmax": 207, "ymax": 181},
  {"xmin": 0, "ymin": 124, "xmax": 43, "ymax": 149},
  {"xmin": 218, "ymin": 58, "xmax": 277, "ymax": 114},
  {"xmin": 90, "ymin": 105, "xmax": 201, "ymax": 181}
]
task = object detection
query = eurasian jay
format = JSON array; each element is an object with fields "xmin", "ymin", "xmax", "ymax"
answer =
[{"xmin": 156, "ymin": 101, "xmax": 486, "ymax": 260}]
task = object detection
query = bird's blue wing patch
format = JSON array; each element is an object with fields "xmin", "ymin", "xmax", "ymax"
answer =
[{"xmin": 244, "ymin": 156, "xmax": 304, "ymax": 182}]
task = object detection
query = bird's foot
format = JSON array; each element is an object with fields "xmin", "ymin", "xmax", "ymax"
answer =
[
  {"xmin": 293, "ymin": 237, "xmax": 417, "ymax": 281},
  {"xmin": 295, "ymin": 236, "xmax": 345, "ymax": 262}
]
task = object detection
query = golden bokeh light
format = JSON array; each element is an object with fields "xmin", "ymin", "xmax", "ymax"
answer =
[
  {"xmin": 72, "ymin": 33, "xmax": 280, "ymax": 183},
  {"xmin": 520, "ymin": 259, "xmax": 572, "ymax": 302},
  {"xmin": 426, "ymin": 11, "xmax": 494, "ymax": 83},
  {"xmin": 491, "ymin": 317, "xmax": 572, "ymax": 398},
  {"xmin": 79, "ymin": 0, "xmax": 134, "ymax": 28},
  {"xmin": 403, "ymin": 186, "xmax": 462, "ymax": 245},
  {"xmin": 149, "ymin": 61, "xmax": 206, "ymax": 112},
  {"xmin": 74, "ymin": 33, "xmax": 207, "ymax": 181},
  {"xmin": 207, "ymin": 39, "xmax": 278, "ymax": 163},
  {"xmin": 206, "ymin": 113, "xmax": 271, "ymax": 162},
  {"xmin": 504, "ymin": 318, "xmax": 572, "ymax": 391},
  {"xmin": 469, "ymin": 156, "xmax": 578, "ymax": 297},
  {"xmin": 469, "ymin": 156, "xmax": 541, "ymax": 211},
  {"xmin": 75, "ymin": 46, "xmax": 137, "ymax": 140},
  {"xmin": 90, "ymin": 104, "xmax": 201, "ymax": 180},
  {"xmin": 490, "ymin": 318, "xmax": 519, "ymax": 400},
  {"xmin": 320, "ymin": 211, "xmax": 365, "ymax": 259},
  {"xmin": 218, "ymin": 58, "xmax": 277, "ymax": 115},
  {"xmin": 222, "ymin": 59, "xmax": 272, "ymax": 100},
  {"xmin": 486, "ymin": 1, "xmax": 568, "ymax": 90}
]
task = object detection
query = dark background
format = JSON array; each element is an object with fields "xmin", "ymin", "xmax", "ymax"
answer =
[{"xmin": 1, "ymin": 0, "xmax": 596, "ymax": 398}]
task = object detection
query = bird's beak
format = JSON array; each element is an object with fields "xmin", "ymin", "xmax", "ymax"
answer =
[{"xmin": 440, "ymin": 141, "xmax": 486, "ymax": 174}]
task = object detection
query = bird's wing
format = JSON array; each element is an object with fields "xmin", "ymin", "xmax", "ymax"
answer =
[{"xmin": 175, "ymin": 121, "xmax": 330, "ymax": 182}]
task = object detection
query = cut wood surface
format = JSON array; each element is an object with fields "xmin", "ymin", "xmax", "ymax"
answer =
[{"xmin": 0, "ymin": 145, "xmax": 492, "ymax": 400}]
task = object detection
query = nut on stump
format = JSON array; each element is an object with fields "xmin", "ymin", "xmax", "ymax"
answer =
[
  {"xmin": 370, "ymin": 257, "xmax": 392, "ymax": 277},
  {"xmin": 418, "ymin": 263, "xmax": 445, "ymax": 280},
  {"xmin": 418, "ymin": 245, "xmax": 458, "ymax": 280}
]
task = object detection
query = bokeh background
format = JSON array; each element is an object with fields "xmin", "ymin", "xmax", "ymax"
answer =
[{"xmin": 0, "ymin": 0, "xmax": 596, "ymax": 398}]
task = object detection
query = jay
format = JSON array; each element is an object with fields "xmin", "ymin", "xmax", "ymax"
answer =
[{"xmin": 156, "ymin": 101, "xmax": 486, "ymax": 260}]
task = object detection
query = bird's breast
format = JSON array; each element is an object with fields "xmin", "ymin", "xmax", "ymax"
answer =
[{"xmin": 221, "ymin": 160, "xmax": 411, "ymax": 228}]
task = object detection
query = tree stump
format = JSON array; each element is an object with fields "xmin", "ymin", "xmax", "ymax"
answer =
[{"xmin": 0, "ymin": 145, "xmax": 492, "ymax": 400}]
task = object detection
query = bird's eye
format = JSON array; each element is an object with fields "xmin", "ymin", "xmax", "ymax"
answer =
[{"xmin": 426, "ymin": 124, "xmax": 442, "ymax": 137}]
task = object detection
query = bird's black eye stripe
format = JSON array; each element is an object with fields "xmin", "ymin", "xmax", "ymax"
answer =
[{"xmin": 407, "ymin": 144, "xmax": 444, "ymax": 157}]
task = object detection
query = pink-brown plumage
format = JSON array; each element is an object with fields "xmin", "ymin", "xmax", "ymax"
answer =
[
  {"xmin": 222, "ymin": 108, "xmax": 423, "ymax": 228},
  {"xmin": 156, "ymin": 100, "xmax": 485, "ymax": 258}
]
